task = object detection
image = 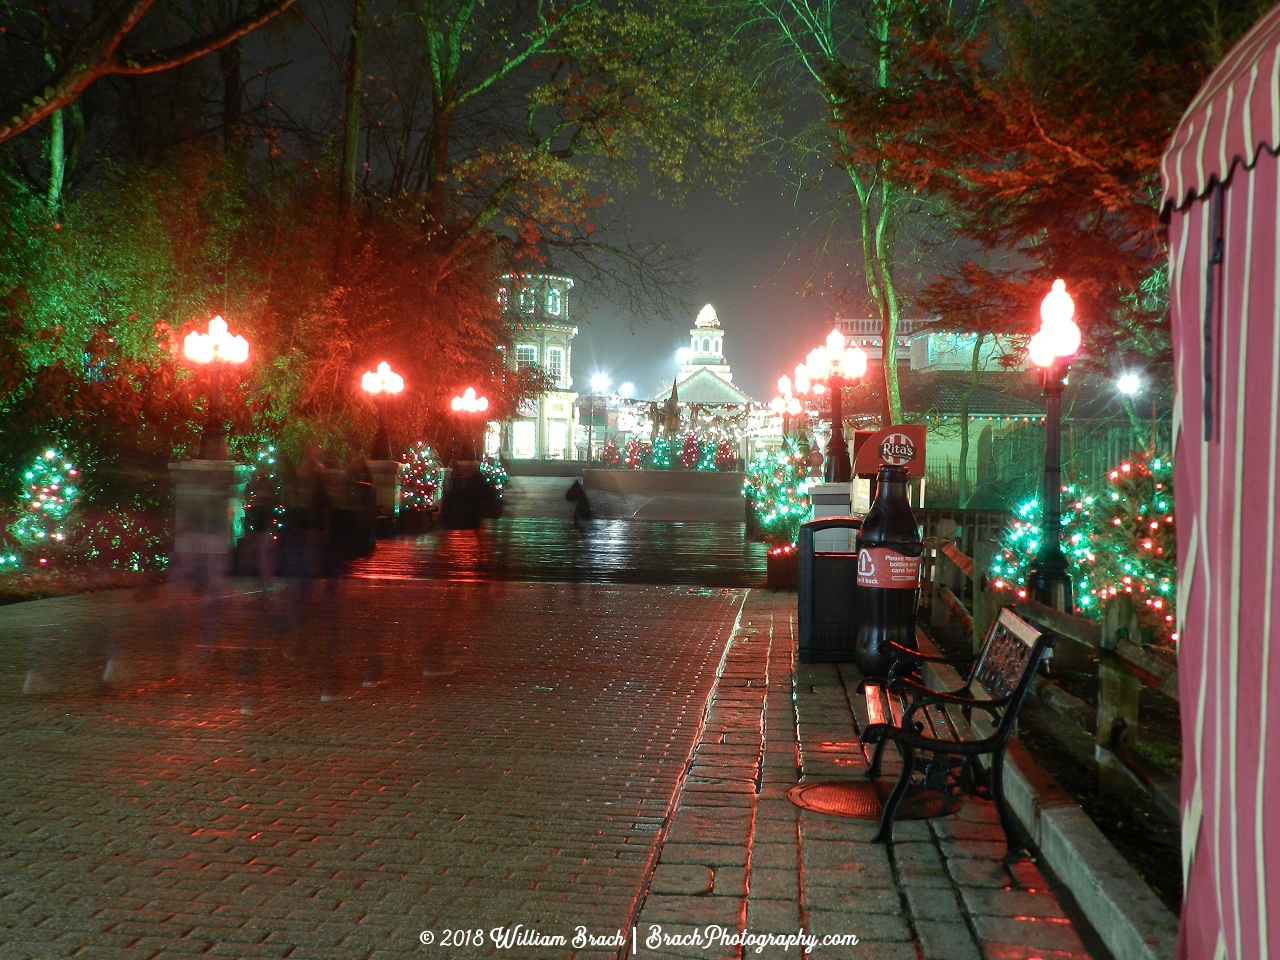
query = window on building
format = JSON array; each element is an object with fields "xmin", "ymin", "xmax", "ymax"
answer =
[
  {"xmin": 702, "ymin": 338, "xmax": 711, "ymax": 353},
  {"xmin": 513, "ymin": 421, "xmax": 537, "ymax": 458},
  {"xmin": 546, "ymin": 347, "xmax": 564, "ymax": 386},
  {"xmin": 515, "ymin": 345, "xmax": 538, "ymax": 369},
  {"xmin": 548, "ymin": 422, "xmax": 567, "ymax": 458},
  {"xmin": 518, "ymin": 288, "xmax": 537, "ymax": 314},
  {"xmin": 546, "ymin": 288, "xmax": 562, "ymax": 315},
  {"xmin": 713, "ymin": 338, "xmax": 722, "ymax": 356}
]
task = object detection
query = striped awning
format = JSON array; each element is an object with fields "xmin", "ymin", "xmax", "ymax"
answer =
[{"xmin": 1161, "ymin": 3, "xmax": 1280, "ymax": 213}]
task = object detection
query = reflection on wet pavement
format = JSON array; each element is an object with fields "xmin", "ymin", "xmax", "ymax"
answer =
[{"xmin": 349, "ymin": 518, "xmax": 766, "ymax": 586}]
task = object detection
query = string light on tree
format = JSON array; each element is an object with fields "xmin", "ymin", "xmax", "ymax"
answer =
[
  {"xmin": 10, "ymin": 449, "xmax": 80, "ymax": 564},
  {"xmin": 399, "ymin": 442, "xmax": 443, "ymax": 513},
  {"xmin": 743, "ymin": 439, "xmax": 811, "ymax": 547},
  {"xmin": 624, "ymin": 438, "xmax": 645, "ymax": 469},
  {"xmin": 601, "ymin": 438, "xmax": 620, "ymax": 467}
]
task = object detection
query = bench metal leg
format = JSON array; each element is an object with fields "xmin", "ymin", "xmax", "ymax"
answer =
[
  {"xmin": 989, "ymin": 746, "xmax": 1022, "ymax": 859},
  {"xmin": 872, "ymin": 744, "xmax": 915, "ymax": 844},
  {"xmin": 866, "ymin": 736, "xmax": 890, "ymax": 779}
]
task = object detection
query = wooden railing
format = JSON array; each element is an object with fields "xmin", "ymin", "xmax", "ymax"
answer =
[{"xmin": 922, "ymin": 536, "xmax": 1181, "ymax": 818}]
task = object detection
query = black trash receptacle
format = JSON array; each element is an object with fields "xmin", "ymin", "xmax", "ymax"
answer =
[{"xmin": 798, "ymin": 516, "xmax": 863, "ymax": 663}]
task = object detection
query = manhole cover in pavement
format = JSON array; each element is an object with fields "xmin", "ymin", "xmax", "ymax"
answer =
[{"xmin": 785, "ymin": 780, "xmax": 963, "ymax": 820}]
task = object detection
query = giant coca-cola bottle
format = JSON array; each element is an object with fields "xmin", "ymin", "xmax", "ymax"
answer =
[{"xmin": 854, "ymin": 463, "xmax": 922, "ymax": 678}]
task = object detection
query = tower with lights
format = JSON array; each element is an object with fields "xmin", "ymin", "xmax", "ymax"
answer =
[{"xmin": 499, "ymin": 273, "xmax": 579, "ymax": 459}]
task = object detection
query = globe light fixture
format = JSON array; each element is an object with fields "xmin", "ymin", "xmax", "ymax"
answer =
[
  {"xmin": 1117, "ymin": 373, "xmax": 1143, "ymax": 395},
  {"xmin": 794, "ymin": 329, "xmax": 869, "ymax": 482},
  {"xmin": 361, "ymin": 361, "xmax": 404, "ymax": 459},
  {"xmin": 590, "ymin": 373, "xmax": 611, "ymax": 394},
  {"xmin": 1026, "ymin": 279, "xmax": 1081, "ymax": 613},
  {"xmin": 449, "ymin": 387, "xmax": 489, "ymax": 462},
  {"xmin": 182, "ymin": 315, "xmax": 249, "ymax": 460},
  {"xmin": 619, "ymin": 382, "xmax": 636, "ymax": 399}
]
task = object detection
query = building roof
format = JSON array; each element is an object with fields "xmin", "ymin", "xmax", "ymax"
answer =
[{"xmin": 657, "ymin": 368, "xmax": 753, "ymax": 405}]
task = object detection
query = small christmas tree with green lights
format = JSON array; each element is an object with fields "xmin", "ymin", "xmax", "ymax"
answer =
[
  {"xmin": 743, "ymin": 440, "xmax": 811, "ymax": 547},
  {"xmin": 9, "ymin": 449, "xmax": 80, "ymax": 562},
  {"xmin": 989, "ymin": 450, "xmax": 1176, "ymax": 643},
  {"xmin": 479, "ymin": 454, "xmax": 509, "ymax": 494},
  {"xmin": 649, "ymin": 436, "xmax": 672, "ymax": 469}
]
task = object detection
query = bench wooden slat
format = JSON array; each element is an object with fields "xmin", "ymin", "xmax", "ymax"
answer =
[{"xmin": 865, "ymin": 683, "xmax": 888, "ymax": 726}]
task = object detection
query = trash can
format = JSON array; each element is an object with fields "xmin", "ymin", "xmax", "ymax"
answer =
[{"xmin": 798, "ymin": 516, "xmax": 863, "ymax": 663}]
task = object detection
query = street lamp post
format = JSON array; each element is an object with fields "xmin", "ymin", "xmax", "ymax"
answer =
[
  {"xmin": 361, "ymin": 361, "xmax": 405, "ymax": 460},
  {"xmin": 794, "ymin": 329, "xmax": 868, "ymax": 483},
  {"xmin": 1026, "ymin": 279, "xmax": 1082, "ymax": 613},
  {"xmin": 450, "ymin": 387, "xmax": 489, "ymax": 461},
  {"xmin": 183, "ymin": 315, "xmax": 249, "ymax": 460},
  {"xmin": 770, "ymin": 375, "xmax": 803, "ymax": 438}
]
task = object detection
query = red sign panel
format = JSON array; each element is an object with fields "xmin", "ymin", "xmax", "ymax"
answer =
[{"xmin": 852, "ymin": 424, "xmax": 927, "ymax": 478}]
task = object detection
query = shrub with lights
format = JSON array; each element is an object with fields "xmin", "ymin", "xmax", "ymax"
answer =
[
  {"xmin": 679, "ymin": 433, "xmax": 701, "ymax": 469},
  {"xmin": 8, "ymin": 449, "xmax": 80, "ymax": 565},
  {"xmin": 624, "ymin": 438, "xmax": 646, "ymax": 469},
  {"xmin": 743, "ymin": 439, "xmax": 812, "ymax": 547},
  {"xmin": 601, "ymin": 438, "xmax": 620, "ymax": 467},
  {"xmin": 479, "ymin": 454, "xmax": 509, "ymax": 494},
  {"xmin": 243, "ymin": 443, "xmax": 287, "ymax": 536},
  {"xmin": 989, "ymin": 450, "xmax": 1176, "ymax": 643},
  {"xmin": 715, "ymin": 438, "xmax": 736, "ymax": 471},
  {"xmin": 649, "ymin": 436, "xmax": 672, "ymax": 469},
  {"xmin": 400, "ymin": 442, "xmax": 443, "ymax": 513}
]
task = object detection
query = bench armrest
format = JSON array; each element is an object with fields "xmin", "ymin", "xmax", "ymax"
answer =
[{"xmin": 888, "ymin": 676, "xmax": 1011, "ymax": 713}]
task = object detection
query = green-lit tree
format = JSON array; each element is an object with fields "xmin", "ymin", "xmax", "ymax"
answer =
[{"xmin": 743, "ymin": 439, "xmax": 811, "ymax": 547}]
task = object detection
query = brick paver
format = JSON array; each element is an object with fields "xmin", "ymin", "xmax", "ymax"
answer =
[
  {"xmin": 0, "ymin": 582, "xmax": 745, "ymax": 959},
  {"xmin": 632, "ymin": 590, "xmax": 1094, "ymax": 960}
]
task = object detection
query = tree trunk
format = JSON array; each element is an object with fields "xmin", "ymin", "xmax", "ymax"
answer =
[
  {"xmin": 423, "ymin": 101, "xmax": 453, "ymax": 227},
  {"xmin": 958, "ymin": 332, "xmax": 985, "ymax": 507},
  {"xmin": 219, "ymin": 38, "xmax": 244, "ymax": 157},
  {"xmin": 335, "ymin": 0, "xmax": 368, "ymax": 274},
  {"xmin": 46, "ymin": 108, "xmax": 65, "ymax": 209}
]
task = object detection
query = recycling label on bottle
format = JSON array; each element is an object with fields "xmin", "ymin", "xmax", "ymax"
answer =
[{"xmin": 857, "ymin": 547, "xmax": 921, "ymax": 588}]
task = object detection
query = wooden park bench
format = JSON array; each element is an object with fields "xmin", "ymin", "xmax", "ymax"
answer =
[{"xmin": 859, "ymin": 607, "xmax": 1057, "ymax": 854}]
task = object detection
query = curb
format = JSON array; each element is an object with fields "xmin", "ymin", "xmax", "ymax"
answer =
[{"xmin": 917, "ymin": 637, "xmax": 1180, "ymax": 960}]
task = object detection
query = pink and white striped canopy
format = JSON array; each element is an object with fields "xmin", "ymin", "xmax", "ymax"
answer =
[
  {"xmin": 1162, "ymin": 3, "xmax": 1280, "ymax": 212},
  {"xmin": 1162, "ymin": 7, "xmax": 1280, "ymax": 959}
]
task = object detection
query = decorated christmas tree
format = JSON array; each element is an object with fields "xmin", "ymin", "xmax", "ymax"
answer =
[
  {"xmin": 715, "ymin": 438, "xmax": 736, "ymax": 471},
  {"xmin": 479, "ymin": 454, "xmax": 509, "ymax": 494},
  {"xmin": 9, "ymin": 449, "xmax": 80, "ymax": 562},
  {"xmin": 649, "ymin": 436, "xmax": 672, "ymax": 469},
  {"xmin": 989, "ymin": 450, "xmax": 1176, "ymax": 643},
  {"xmin": 743, "ymin": 440, "xmax": 811, "ymax": 547},
  {"xmin": 679, "ymin": 432, "xmax": 701, "ymax": 469},
  {"xmin": 243, "ymin": 443, "xmax": 286, "ymax": 535},
  {"xmin": 601, "ymin": 438, "xmax": 620, "ymax": 467},
  {"xmin": 696, "ymin": 439, "xmax": 718, "ymax": 471},
  {"xmin": 400, "ymin": 442, "xmax": 443, "ymax": 513},
  {"xmin": 624, "ymin": 438, "xmax": 645, "ymax": 470}
]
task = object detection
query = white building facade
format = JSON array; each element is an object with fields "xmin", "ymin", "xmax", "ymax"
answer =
[{"xmin": 499, "ymin": 274, "xmax": 579, "ymax": 460}]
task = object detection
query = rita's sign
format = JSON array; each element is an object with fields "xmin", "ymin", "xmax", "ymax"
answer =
[{"xmin": 852, "ymin": 424, "xmax": 926, "ymax": 478}]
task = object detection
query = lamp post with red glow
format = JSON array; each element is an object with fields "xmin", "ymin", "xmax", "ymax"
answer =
[
  {"xmin": 183, "ymin": 316, "xmax": 249, "ymax": 460},
  {"xmin": 1026, "ymin": 279, "xmax": 1082, "ymax": 613},
  {"xmin": 450, "ymin": 387, "xmax": 490, "ymax": 461},
  {"xmin": 361, "ymin": 361, "xmax": 404, "ymax": 460},
  {"xmin": 793, "ymin": 329, "xmax": 868, "ymax": 482},
  {"xmin": 769, "ymin": 375, "xmax": 803, "ymax": 438}
]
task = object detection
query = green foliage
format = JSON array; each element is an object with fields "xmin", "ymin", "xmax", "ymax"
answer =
[
  {"xmin": 743, "ymin": 440, "xmax": 811, "ymax": 547},
  {"xmin": 990, "ymin": 450, "xmax": 1176, "ymax": 643}
]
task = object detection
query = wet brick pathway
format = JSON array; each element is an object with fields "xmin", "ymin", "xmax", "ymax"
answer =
[{"xmin": 0, "ymin": 582, "xmax": 744, "ymax": 959}]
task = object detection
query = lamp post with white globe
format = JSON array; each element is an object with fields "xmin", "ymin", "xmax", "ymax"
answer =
[
  {"xmin": 792, "ymin": 329, "xmax": 868, "ymax": 482},
  {"xmin": 361, "ymin": 361, "xmax": 404, "ymax": 460},
  {"xmin": 1026, "ymin": 279, "xmax": 1082, "ymax": 613}
]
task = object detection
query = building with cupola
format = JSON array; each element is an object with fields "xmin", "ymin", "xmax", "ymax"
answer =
[
  {"xmin": 498, "ymin": 273, "xmax": 579, "ymax": 459},
  {"xmin": 664, "ymin": 304, "xmax": 752, "ymax": 406}
]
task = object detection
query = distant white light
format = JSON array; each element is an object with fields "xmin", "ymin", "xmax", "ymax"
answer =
[
  {"xmin": 1117, "ymin": 373, "xmax": 1143, "ymax": 395},
  {"xmin": 676, "ymin": 347, "xmax": 692, "ymax": 364},
  {"xmin": 590, "ymin": 373, "xmax": 611, "ymax": 394},
  {"xmin": 695, "ymin": 304, "xmax": 719, "ymax": 328},
  {"xmin": 618, "ymin": 382, "xmax": 635, "ymax": 399}
]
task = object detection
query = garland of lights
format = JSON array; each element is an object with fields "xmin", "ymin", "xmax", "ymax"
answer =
[
  {"xmin": 743, "ymin": 439, "xmax": 811, "ymax": 547},
  {"xmin": 989, "ymin": 450, "xmax": 1176, "ymax": 643},
  {"xmin": 400, "ymin": 442, "xmax": 443, "ymax": 512}
]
